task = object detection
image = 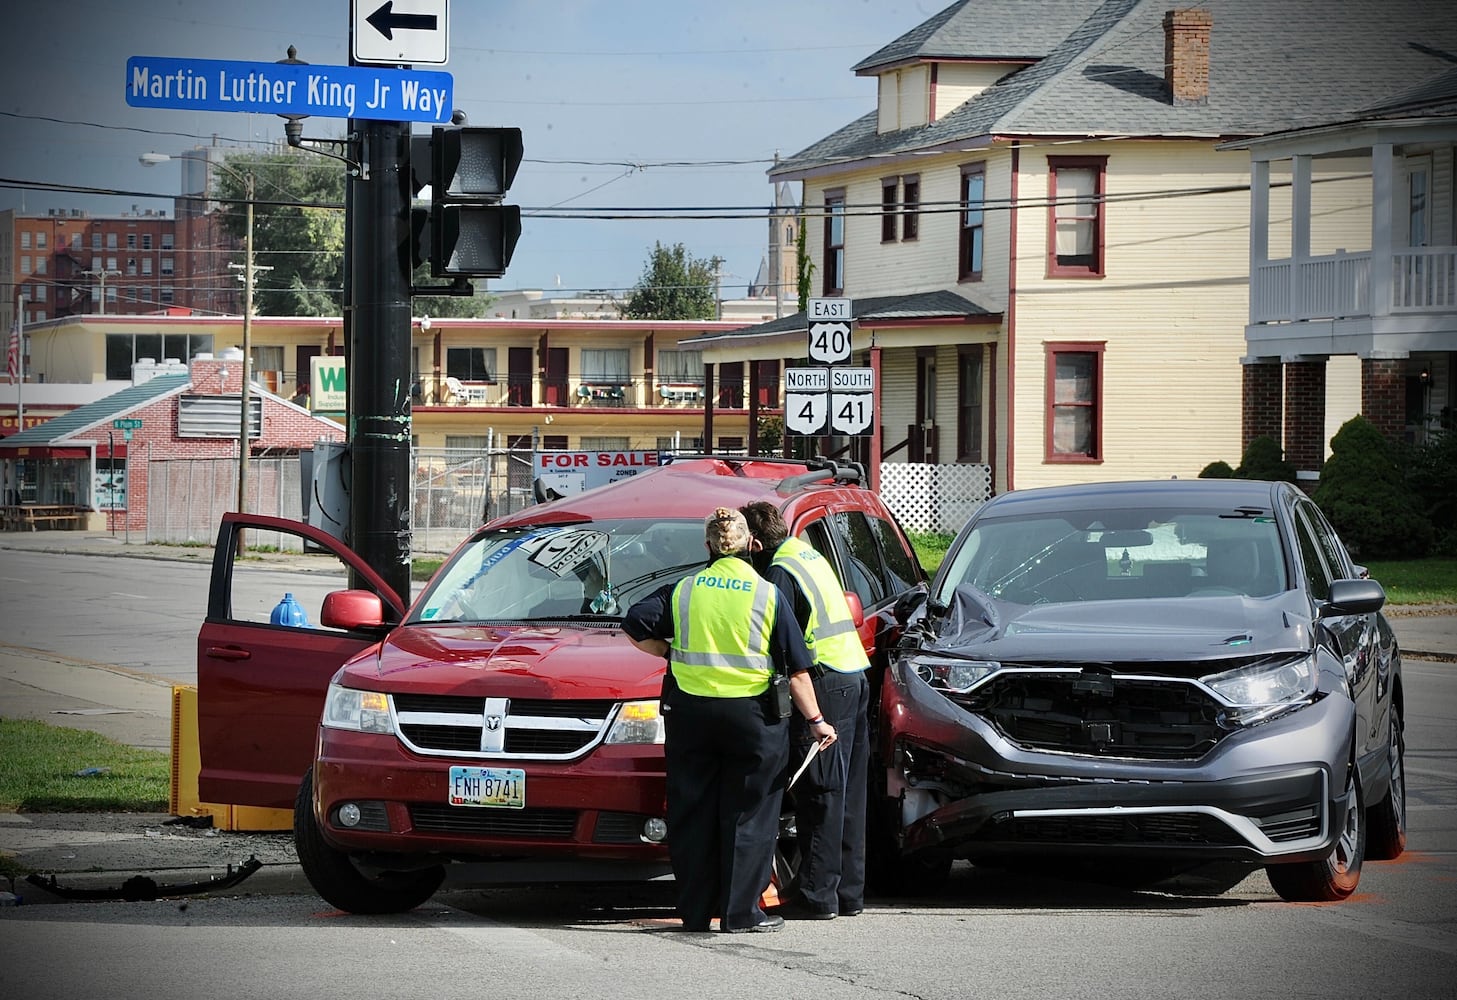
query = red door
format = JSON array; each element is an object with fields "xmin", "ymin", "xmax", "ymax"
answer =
[{"xmin": 196, "ymin": 513, "xmax": 405, "ymax": 809}]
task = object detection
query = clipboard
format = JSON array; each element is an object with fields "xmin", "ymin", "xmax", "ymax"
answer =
[{"xmin": 788, "ymin": 738, "xmax": 828, "ymax": 789}]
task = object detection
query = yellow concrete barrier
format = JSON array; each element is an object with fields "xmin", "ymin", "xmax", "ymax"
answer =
[{"xmin": 170, "ymin": 685, "xmax": 293, "ymax": 832}]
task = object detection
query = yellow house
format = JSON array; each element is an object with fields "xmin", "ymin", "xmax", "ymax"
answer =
[{"xmin": 686, "ymin": 0, "xmax": 1457, "ymax": 496}]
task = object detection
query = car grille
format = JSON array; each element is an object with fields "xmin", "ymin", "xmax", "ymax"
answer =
[
  {"xmin": 958, "ymin": 669, "xmax": 1226, "ymax": 760},
  {"xmin": 391, "ymin": 694, "xmax": 619, "ymax": 759},
  {"xmin": 410, "ymin": 804, "xmax": 579, "ymax": 838}
]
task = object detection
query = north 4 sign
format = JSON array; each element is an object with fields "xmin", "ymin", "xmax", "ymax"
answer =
[
  {"xmin": 785, "ymin": 391, "xmax": 829, "ymax": 436},
  {"xmin": 354, "ymin": 0, "xmax": 450, "ymax": 66}
]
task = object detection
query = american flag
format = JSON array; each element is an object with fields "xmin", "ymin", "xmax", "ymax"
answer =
[{"xmin": 6, "ymin": 315, "xmax": 18, "ymax": 385}]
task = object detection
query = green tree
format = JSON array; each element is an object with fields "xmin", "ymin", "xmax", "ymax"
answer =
[
  {"xmin": 213, "ymin": 151, "xmax": 346, "ymax": 317},
  {"xmin": 796, "ymin": 214, "xmax": 814, "ymax": 315},
  {"xmin": 213, "ymin": 151, "xmax": 489, "ymax": 318},
  {"xmin": 1313, "ymin": 415, "xmax": 1434, "ymax": 559},
  {"xmin": 621, "ymin": 242, "xmax": 723, "ymax": 320}
]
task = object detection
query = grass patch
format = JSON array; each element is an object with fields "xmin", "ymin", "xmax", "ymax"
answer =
[
  {"xmin": 909, "ymin": 531, "xmax": 954, "ymax": 576},
  {"xmin": 0, "ymin": 720, "xmax": 170, "ymax": 813},
  {"xmin": 1364, "ymin": 558, "xmax": 1457, "ymax": 606},
  {"xmin": 413, "ymin": 556, "xmax": 443, "ymax": 582}
]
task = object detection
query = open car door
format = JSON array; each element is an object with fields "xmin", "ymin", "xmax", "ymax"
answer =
[{"xmin": 196, "ymin": 513, "xmax": 406, "ymax": 809}]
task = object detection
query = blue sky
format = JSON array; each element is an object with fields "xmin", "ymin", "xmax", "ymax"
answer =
[{"xmin": 0, "ymin": 0, "xmax": 935, "ymax": 298}]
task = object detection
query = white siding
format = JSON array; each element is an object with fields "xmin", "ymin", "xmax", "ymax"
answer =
[
  {"xmin": 932, "ymin": 64, "xmax": 1014, "ymax": 120},
  {"xmin": 1011, "ymin": 142, "xmax": 1253, "ymax": 488}
]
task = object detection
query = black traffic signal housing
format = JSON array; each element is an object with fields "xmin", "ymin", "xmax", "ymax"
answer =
[{"xmin": 410, "ymin": 126, "xmax": 522, "ymax": 278}]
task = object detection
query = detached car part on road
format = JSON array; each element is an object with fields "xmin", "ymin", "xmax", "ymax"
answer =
[
  {"xmin": 879, "ymin": 479, "xmax": 1405, "ymax": 902},
  {"xmin": 197, "ymin": 456, "xmax": 923, "ymax": 913}
]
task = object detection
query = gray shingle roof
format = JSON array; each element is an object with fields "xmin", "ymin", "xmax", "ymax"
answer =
[
  {"xmin": 1, "ymin": 375, "xmax": 190, "ymax": 448},
  {"xmin": 683, "ymin": 290, "xmax": 997, "ymax": 345},
  {"xmin": 852, "ymin": 0, "xmax": 1104, "ymax": 72},
  {"xmin": 777, "ymin": 0, "xmax": 1457, "ymax": 178}
]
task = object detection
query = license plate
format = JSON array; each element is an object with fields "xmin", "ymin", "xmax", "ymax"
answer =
[{"xmin": 448, "ymin": 766, "xmax": 526, "ymax": 809}]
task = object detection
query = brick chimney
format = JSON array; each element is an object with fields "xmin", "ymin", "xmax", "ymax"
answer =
[{"xmin": 1164, "ymin": 8, "xmax": 1212, "ymax": 106}]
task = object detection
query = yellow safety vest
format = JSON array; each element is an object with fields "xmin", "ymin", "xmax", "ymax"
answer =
[
  {"xmin": 772, "ymin": 536, "xmax": 870, "ymax": 673},
  {"xmin": 669, "ymin": 557, "xmax": 777, "ymax": 698}
]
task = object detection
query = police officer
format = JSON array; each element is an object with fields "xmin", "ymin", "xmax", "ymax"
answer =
[
  {"xmin": 740, "ymin": 501, "xmax": 871, "ymax": 920},
  {"xmin": 624, "ymin": 506, "xmax": 836, "ymax": 934}
]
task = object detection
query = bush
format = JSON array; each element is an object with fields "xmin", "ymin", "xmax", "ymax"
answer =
[
  {"xmin": 1401, "ymin": 426, "xmax": 1457, "ymax": 556},
  {"xmin": 1313, "ymin": 416, "xmax": 1434, "ymax": 559},
  {"xmin": 1199, "ymin": 460, "xmax": 1235, "ymax": 479},
  {"xmin": 1235, "ymin": 435, "xmax": 1297, "ymax": 482}
]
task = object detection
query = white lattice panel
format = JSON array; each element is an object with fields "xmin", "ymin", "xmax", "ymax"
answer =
[{"xmin": 880, "ymin": 463, "xmax": 992, "ymax": 534}]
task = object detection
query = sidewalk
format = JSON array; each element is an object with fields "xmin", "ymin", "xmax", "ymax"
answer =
[{"xmin": 1, "ymin": 528, "xmax": 1454, "ymax": 905}]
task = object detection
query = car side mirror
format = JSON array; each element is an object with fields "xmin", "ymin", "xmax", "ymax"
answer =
[
  {"xmin": 843, "ymin": 590, "xmax": 865, "ymax": 628},
  {"xmin": 843, "ymin": 590, "xmax": 876, "ymax": 660},
  {"xmin": 321, "ymin": 589, "xmax": 388, "ymax": 630},
  {"xmin": 1319, "ymin": 578, "xmax": 1386, "ymax": 618}
]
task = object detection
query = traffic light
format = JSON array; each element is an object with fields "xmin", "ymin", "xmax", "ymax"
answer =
[{"xmin": 411, "ymin": 126, "xmax": 523, "ymax": 278}]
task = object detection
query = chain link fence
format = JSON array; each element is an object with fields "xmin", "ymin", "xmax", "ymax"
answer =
[{"xmin": 147, "ymin": 449, "xmax": 992, "ymax": 551}]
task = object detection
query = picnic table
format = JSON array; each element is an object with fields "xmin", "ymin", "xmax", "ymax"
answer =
[{"xmin": 1, "ymin": 505, "xmax": 87, "ymax": 531}]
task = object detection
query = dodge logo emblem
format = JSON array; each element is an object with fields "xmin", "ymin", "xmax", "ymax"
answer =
[{"xmin": 484, "ymin": 715, "xmax": 502, "ymax": 731}]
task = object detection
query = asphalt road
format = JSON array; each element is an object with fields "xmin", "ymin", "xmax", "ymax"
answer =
[{"xmin": 1, "ymin": 548, "xmax": 1455, "ymax": 999}]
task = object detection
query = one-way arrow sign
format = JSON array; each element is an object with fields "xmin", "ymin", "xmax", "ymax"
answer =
[
  {"xmin": 354, "ymin": 0, "xmax": 449, "ymax": 66},
  {"xmin": 368, "ymin": 2, "xmax": 436, "ymax": 40}
]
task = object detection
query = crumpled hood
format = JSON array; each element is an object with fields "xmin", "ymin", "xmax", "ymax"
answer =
[
  {"xmin": 922, "ymin": 586, "xmax": 1312, "ymax": 663},
  {"xmin": 339, "ymin": 623, "xmax": 666, "ymax": 700}
]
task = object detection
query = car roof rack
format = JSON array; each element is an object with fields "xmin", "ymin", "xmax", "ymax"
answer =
[{"xmin": 661, "ymin": 453, "xmax": 864, "ymax": 492}]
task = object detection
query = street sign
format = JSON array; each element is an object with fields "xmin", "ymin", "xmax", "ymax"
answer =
[
  {"xmin": 807, "ymin": 298, "xmax": 851, "ymax": 321},
  {"xmin": 808, "ymin": 321, "xmax": 852, "ymax": 365},
  {"xmin": 830, "ymin": 367, "xmax": 875, "ymax": 436},
  {"xmin": 125, "ymin": 56, "xmax": 455, "ymax": 123},
  {"xmin": 113, "ymin": 418, "xmax": 143, "ymax": 429},
  {"xmin": 784, "ymin": 368, "xmax": 829, "ymax": 437},
  {"xmin": 354, "ymin": 0, "xmax": 450, "ymax": 66}
]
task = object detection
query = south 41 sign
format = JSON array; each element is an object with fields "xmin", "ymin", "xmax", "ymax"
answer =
[{"xmin": 832, "ymin": 393, "xmax": 873, "ymax": 435}]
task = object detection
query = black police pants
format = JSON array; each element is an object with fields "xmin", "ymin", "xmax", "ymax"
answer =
[
  {"xmin": 788, "ymin": 668, "xmax": 869, "ymax": 914},
  {"xmin": 663, "ymin": 687, "xmax": 788, "ymax": 931}
]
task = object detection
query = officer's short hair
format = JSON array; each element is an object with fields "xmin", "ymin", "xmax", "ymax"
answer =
[
  {"xmin": 740, "ymin": 501, "xmax": 788, "ymax": 549},
  {"xmin": 704, "ymin": 506, "xmax": 752, "ymax": 556}
]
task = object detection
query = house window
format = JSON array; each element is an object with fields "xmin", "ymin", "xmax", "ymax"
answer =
[
  {"xmin": 958, "ymin": 348, "xmax": 983, "ymax": 463},
  {"xmin": 902, "ymin": 175, "xmax": 920, "ymax": 241},
  {"xmin": 20, "ymin": 232, "xmax": 30, "ymax": 250},
  {"xmin": 106, "ymin": 233, "xmax": 117, "ymax": 249},
  {"xmin": 658, "ymin": 348, "xmax": 703, "ymax": 384},
  {"xmin": 1045, "ymin": 342, "xmax": 1104, "ymax": 462},
  {"xmin": 127, "ymin": 234, "xmax": 137, "ymax": 248},
  {"xmin": 161, "ymin": 234, "xmax": 174, "ymax": 250},
  {"xmin": 104, "ymin": 332, "xmax": 214, "ymax": 379},
  {"xmin": 881, "ymin": 179, "xmax": 898, "ymax": 242},
  {"xmin": 142, "ymin": 234, "xmax": 152, "ymax": 250},
  {"xmin": 1409, "ymin": 160, "xmax": 1429, "ymax": 247},
  {"xmin": 161, "ymin": 258, "xmax": 174, "ymax": 276},
  {"xmin": 142, "ymin": 259, "xmax": 153, "ymax": 275},
  {"xmin": 19, "ymin": 256, "xmax": 29, "ymax": 274},
  {"xmin": 446, "ymin": 346, "xmax": 498, "ymax": 382},
  {"xmin": 444, "ymin": 435, "xmax": 488, "ymax": 453},
  {"xmin": 106, "ymin": 257, "xmax": 117, "ymax": 272},
  {"xmin": 823, "ymin": 191, "xmax": 845, "ymax": 295},
  {"xmin": 91, "ymin": 256, "xmax": 100, "ymax": 271},
  {"xmin": 581, "ymin": 348, "xmax": 629, "ymax": 384},
  {"xmin": 34, "ymin": 284, "xmax": 46, "ymax": 302},
  {"xmin": 126, "ymin": 258, "xmax": 137, "ymax": 276},
  {"xmin": 35, "ymin": 232, "xmax": 46, "ymax": 249},
  {"xmin": 160, "ymin": 286, "xmax": 174, "ymax": 303},
  {"xmin": 34, "ymin": 256, "xmax": 45, "ymax": 275},
  {"xmin": 581, "ymin": 436, "xmax": 630, "ymax": 451},
  {"xmin": 1047, "ymin": 156, "xmax": 1106, "ymax": 277},
  {"xmin": 960, "ymin": 163, "xmax": 985, "ymax": 281},
  {"xmin": 140, "ymin": 286, "xmax": 152, "ymax": 301}
]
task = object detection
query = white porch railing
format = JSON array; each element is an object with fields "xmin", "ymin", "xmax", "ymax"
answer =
[{"xmin": 1253, "ymin": 246, "xmax": 1457, "ymax": 323}]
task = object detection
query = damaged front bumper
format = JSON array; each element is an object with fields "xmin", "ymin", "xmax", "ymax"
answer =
[{"xmin": 882, "ymin": 661, "xmax": 1355, "ymax": 865}]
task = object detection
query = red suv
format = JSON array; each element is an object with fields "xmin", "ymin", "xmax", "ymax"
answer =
[{"xmin": 197, "ymin": 456, "xmax": 924, "ymax": 913}]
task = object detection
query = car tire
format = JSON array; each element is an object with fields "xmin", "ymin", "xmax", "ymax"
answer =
[
  {"xmin": 1366, "ymin": 706, "xmax": 1407, "ymax": 861},
  {"xmin": 294, "ymin": 770, "xmax": 444, "ymax": 914},
  {"xmin": 1265, "ymin": 765, "xmax": 1365, "ymax": 903}
]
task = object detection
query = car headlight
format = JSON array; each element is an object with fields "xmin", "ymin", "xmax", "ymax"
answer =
[
  {"xmin": 1201, "ymin": 655, "xmax": 1317, "ymax": 725},
  {"xmin": 604, "ymin": 700, "xmax": 665, "ymax": 744},
  {"xmin": 912, "ymin": 655, "xmax": 1000, "ymax": 694},
  {"xmin": 321, "ymin": 683, "xmax": 392, "ymax": 734}
]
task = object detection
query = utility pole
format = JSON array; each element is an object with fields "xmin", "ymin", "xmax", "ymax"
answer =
[
  {"xmin": 226, "ymin": 172, "xmax": 271, "ymax": 516},
  {"xmin": 81, "ymin": 268, "xmax": 122, "ymax": 315},
  {"xmin": 347, "ymin": 117, "xmax": 414, "ymax": 602}
]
